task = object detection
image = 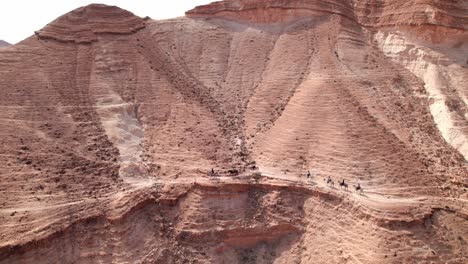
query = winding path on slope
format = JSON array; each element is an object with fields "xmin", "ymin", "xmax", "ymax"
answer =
[
  {"xmin": 148, "ymin": 171, "xmax": 433, "ymax": 214},
  {"xmin": 261, "ymin": 172, "xmax": 431, "ymax": 211}
]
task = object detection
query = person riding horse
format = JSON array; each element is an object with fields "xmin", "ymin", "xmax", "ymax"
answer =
[
  {"xmin": 355, "ymin": 183, "xmax": 363, "ymax": 194},
  {"xmin": 326, "ymin": 176, "xmax": 334, "ymax": 186},
  {"xmin": 339, "ymin": 179, "xmax": 348, "ymax": 190}
]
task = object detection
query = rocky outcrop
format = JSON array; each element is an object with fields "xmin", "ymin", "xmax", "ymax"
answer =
[
  {"xmin": 354, "ymin": 0, "xmax": 468, "ymax": 30},
  {"xmin": 186, "ymin": 0, "xmax": 355, "ymax": 23},
  {"xmin": 1, "ymin": 179, "xmax": 466, "ymax": 263},
  {"xmin": 36, "ymin": 4, "xmax": 146, "ymax": 43},
  {"xmin": 187, "ymin": 0, "xmax": 468, "ymax": 30},
  {"xmin": 186, "ymin": 0, "xmax": 468, "ymax": 47}
]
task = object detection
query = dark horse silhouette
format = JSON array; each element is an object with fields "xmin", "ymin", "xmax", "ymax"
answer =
[
  {"xmin": 355, "ymin": 183, "xmax": 363, "ymax": 194},
  {"xmin": 339, "ymin": 179, "xmax": 348, "ymax": 190},
  {"xmin": 209, "ymin": 168, "xmax": 216, "ymax": 176}
]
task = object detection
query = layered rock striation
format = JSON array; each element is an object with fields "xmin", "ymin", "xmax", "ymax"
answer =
[
  {"xmin": 188, "ymin": 0, "xmax": 468, "ymax": 160},
  {"xmin": 0, "ymin": 1, "xmax": 467, "ymax": 263},
  {"xmin": 187, "ymin": 0, "xmax": 468, "ymax": 29},
  {"xmin": 36, "ymin": 4, "xmax": 146, "ymax": 43}
]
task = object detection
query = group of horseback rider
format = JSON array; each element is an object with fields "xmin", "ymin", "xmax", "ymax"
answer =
[
  {"xmin": 305, "ymin": 171, "xmax": 362, "ymax": 193},
  {"xmin": 326, "ymin": 176, "xmax": 363, "ymax": 193},
  {"xmin": 209, "ymin": 167, "xmax": 363, "ymax": 193}
]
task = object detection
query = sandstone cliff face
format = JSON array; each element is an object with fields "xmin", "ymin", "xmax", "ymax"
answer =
[
  {"xmin": 187, "ymin": 0, "xmax": 468, "ymax": 160},
  {"xmin": 36, "ymin": 4, "xmax": 146, "ymax": 43},
  {"xmin": 0, "ymin": 1, "xmax": 467, "ymax": 264},
  {"xmin": 187, "ymin": 0, "xmax": 468, "ymax": 29},
  {"xmin": 186, "ymin": 0, "xmax": 355, "ymax": 23}
]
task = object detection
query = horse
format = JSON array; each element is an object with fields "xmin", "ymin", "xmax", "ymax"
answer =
[
  {"xmin": 339, "ymin": 179, "xmax": 348, "ymax": 190},
  {"xmin": 326, "ymin": 177, "xmax": 334, "ymax": 187},
  {"xmin": 209, "ymin": 168, "xmax": 216, "ymax": 177},
  {"xmin": 355, "ymin": 184, "xmax": 363, "ymax": 194}
]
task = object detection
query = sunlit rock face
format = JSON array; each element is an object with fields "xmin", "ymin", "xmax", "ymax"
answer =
[{"xmin": 0, "ymin": 1, "xmax": 466, "ymax": 263}]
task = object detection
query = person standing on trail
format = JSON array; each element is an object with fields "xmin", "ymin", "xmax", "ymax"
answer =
[
  {"xmin": 307, "ymin": 171, "xmax": 311, "ymax": 178},
  {"xmin": 211, "ymin": 168, "xmax": 215, "ymax": 176}
]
